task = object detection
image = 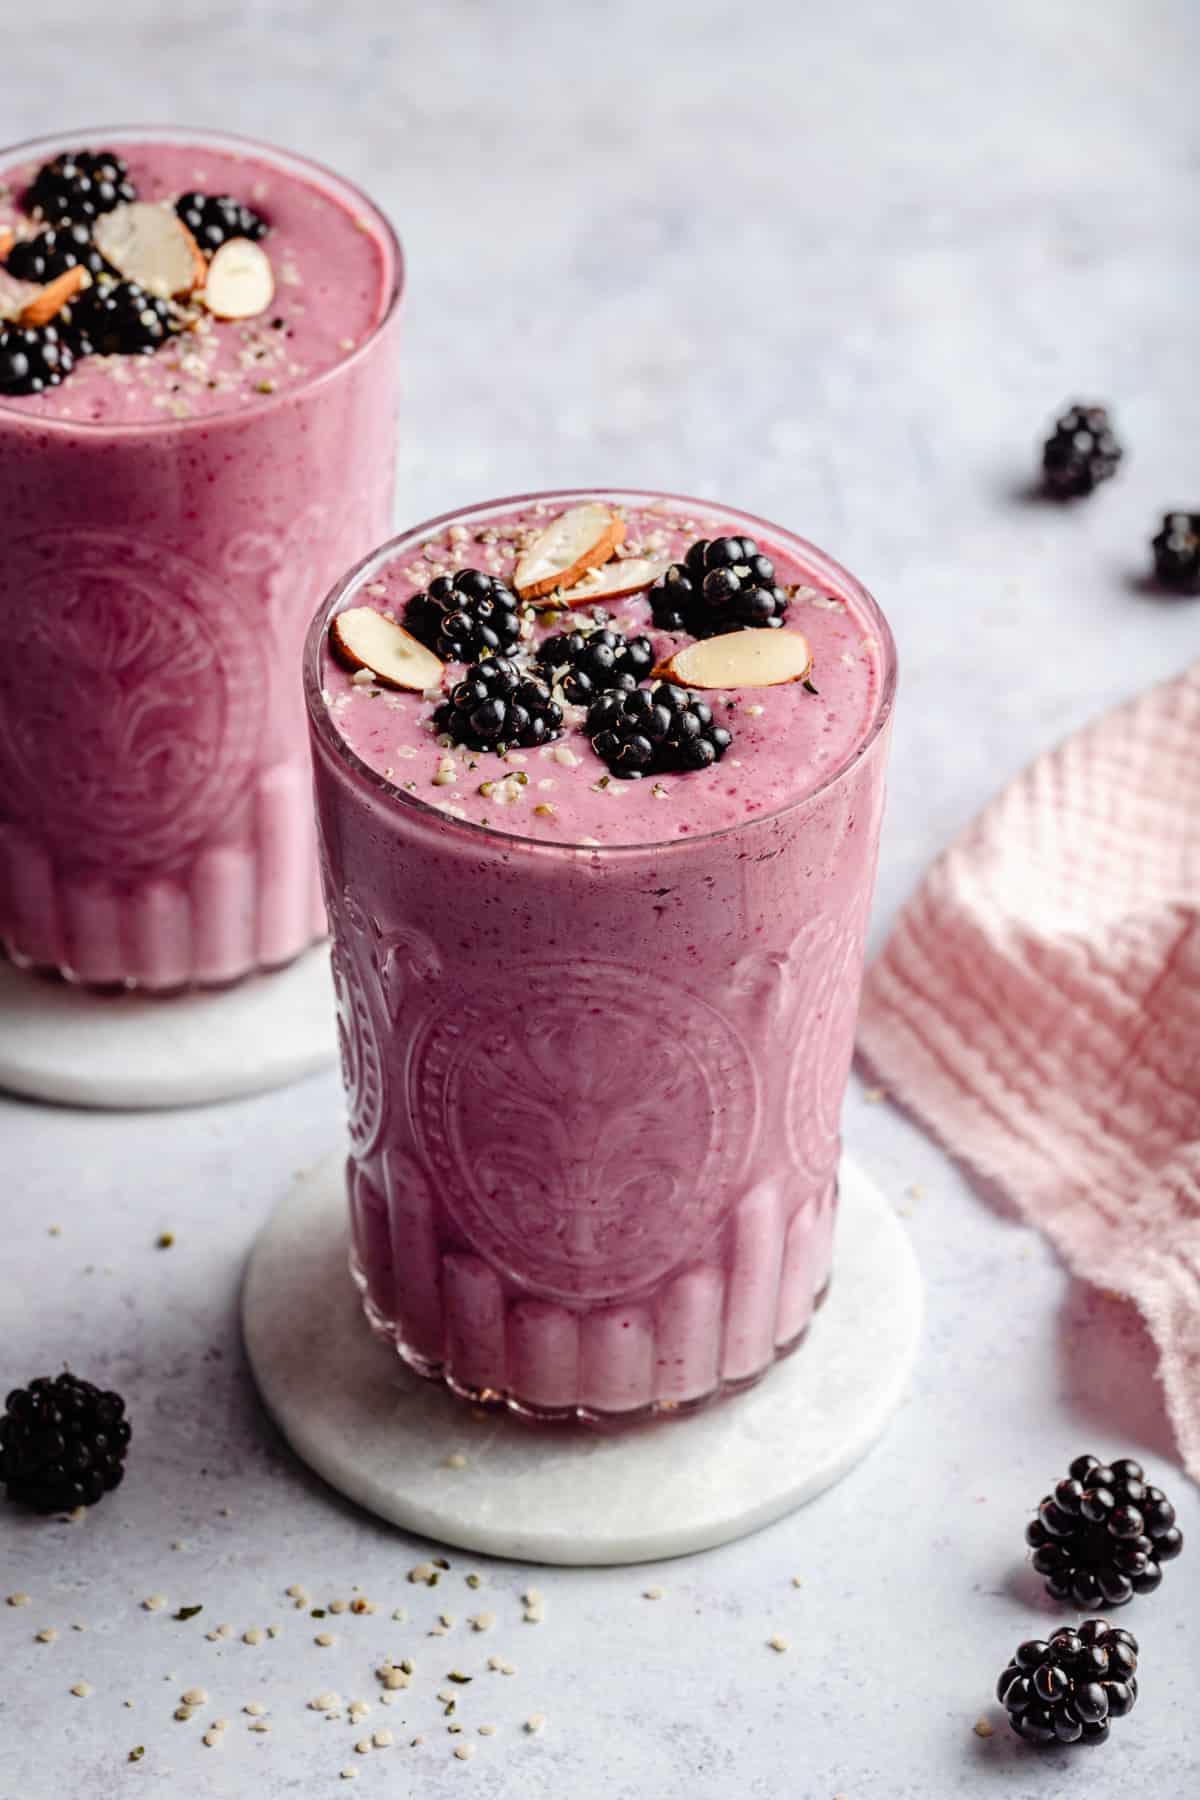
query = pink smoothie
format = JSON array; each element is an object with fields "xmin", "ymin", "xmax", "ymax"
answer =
[
  {"xmin": 0, "ymin": 129, "xmax": 401, "ymax": 988},
  {"xmin": 308, "ymin": 491, "xmax": 895, "ymax": 1421}
]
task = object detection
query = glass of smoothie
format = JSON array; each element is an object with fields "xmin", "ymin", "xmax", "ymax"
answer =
[
  {"xmin": 0, "ymin": 128, "xmax": 402, "ymax": 989},
  {"xmin": 306, "ymin": 490, "xmax": 896, "ymax": 1421}
]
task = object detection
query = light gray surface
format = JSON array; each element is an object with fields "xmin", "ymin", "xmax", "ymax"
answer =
[
  {"xmin": 1, "ymin": 1, "xmax": 1198, "ymax": 1796},
  {"xmin": 242, "ymin": 1155, "xmax": 921, "ymax": 1562}
]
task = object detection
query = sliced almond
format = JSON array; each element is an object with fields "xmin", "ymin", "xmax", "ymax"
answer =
[
  {"xmin": 329, "ymin": 607, "xmax": 444, "ymax": 692},
  {"xmin": 513, "ymin": 502, "xmax": 625, "ymax": 600},
  {"xmin": 94, "ymin": 201, "xmax": 206, "ymax": 299},
  {"xmin": 202, "ymin": 237, "xmax": 274, "ymax": 320},
  {"xmin": 0, "ymin": 267, "xmax": 43, "ymax": 323},
  {"xmin": 531, "ymin": 556, "xmax": 669, "ymax": 609},
  {"xmin": 18, "ymin": 264, "xmax": 85, "ymax": 328},
  {"xmin": 0, "ymin": 228, "xmax": 14, "ymax": 262},
  {"xmin": 655, "ymin": 628, "xmax": 813, "ymax": 690}
]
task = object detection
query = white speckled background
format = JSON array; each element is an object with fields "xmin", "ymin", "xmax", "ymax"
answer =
[{"xmin": 1, "ymin": 2, "xmax": 1198, "ymax": 1795}]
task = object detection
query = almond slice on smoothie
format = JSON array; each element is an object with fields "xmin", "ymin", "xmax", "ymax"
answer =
[
  {"xmin": 656, "ymin": 628, "xmax": 813, "ymax": 690},
  {"xmin": 18, "ymin": 265, "xmax": 86, "ymax": 328},
  {"xmin": 513, "ymin": 502, "xmax": 625, "ymax": 600},
  {"xmin": 330, "ymin": 607, "xmax": 445, "ymax": 692},
  {"xmin": 535, "ymin": 555, "xmax": 669, "ymax": 609},
  {"xmin": 0, "ymin": 267, "xmax": 43, "ymax": 322},
  {"xmin": 94, "ymin": 201, "xmax": 206, "ymax": 298},
  {"xmin": 0, "ymin": 227, "xmax": 14, "ymax": 262},
  {"xmin": 202, "ymin": 238, "xmax": 275, "ymax": 320}
]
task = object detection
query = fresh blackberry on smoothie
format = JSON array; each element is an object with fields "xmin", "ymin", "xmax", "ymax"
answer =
[
  {"xmin": 651, "ymin": 536, "xmax": 790, "ymax": 637},
  {"xmin": 434, "ymin": 657, "xmax": 563, "ymax": 752},
  {"xmin": 1151, "ymin": 512, "xmax": 1200, "ymax": 593},
  {"xmin": 66, "ymin": 280, "xmax": 174, "ymax": 357},
  {"xmin": 1041, "ymin": 403, "xmax": 1123, "ymax": 498},
  {"xmin": 26, "ymin": 148, "xmax": 136, "ymax": 222},
  {"xmin": 0, "ymin": 1373, "xmax": 131, "ymax": 1512},
  {"xmin": 997, "ymin": 1619, "xmax": 1138, "ymax": 1747},
  {"xmin": 175, "ymin": 192, "xmax": 269, "ymax": 253},
  {"xmin": 1026, "ymin": 1453, "xmax": 1183, "ymax": 1607},
  {"xmin": 587, "ymin": 681, "xmax": 732, "ymax": 779},
  {"xmin": 0, "ymin": 322, "xmax": 74, "ymax": 395},
  {"xmin": 405, "ymin": 570, "xmax": 521, "ymax": 663},
  {"xmin": 4, "ymin": 220, "xmax": 112, "ymax": 283},
  {"xmin": 536, "ymin": 625, "xmax": 654, "ymax": 703}
]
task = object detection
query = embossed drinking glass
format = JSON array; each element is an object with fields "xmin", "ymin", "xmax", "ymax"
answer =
[
  {"xmin": 306, "ymin": 493, "xmax": 897, "ymax": 1423},
  {"xmin": 0, "ymin": 127, "xmax": 403, "ymax": 989}
]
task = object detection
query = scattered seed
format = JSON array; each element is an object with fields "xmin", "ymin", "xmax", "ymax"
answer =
[
  {"xmin": 643, "ymin": 1586, "xmax": 664, "ymax": 1601},
  {"xmin": 314, "ymin": 1632, "xmax": 336, "ymax": 1648},
  {"xmin": 479, "ymin": 1723, "xmax": 496, "ymax": 1736},
  {"xmin": 243, "ymin": 1628, "xmax": 264, "ymax": 1645},
  {"xmin": 174, "ymin": 1706, "xmax": 195, "ymax": 1721},
  {"xmin": 249, "ymin": 1719, "xmax": 271, "ymax": 1733},
  {"xmin": 329, "ymin": 1599, "xmax": 349, "ymax": 1615},
  {"xmin": 70, "ymin": 1682, "xmax": 93, "ymax": 1698},
  {"xmin": 974, "ymin": 1718, "xmax": 995, "ymax": 1739},
  {"xmin": 355, "ymin": 1739, "xmax": 372, "ymax": 1754},
  {"xmin": 469, "ymin": 1611, "xmax": 496, "ymax": 1632},
  {"xmin": 454, "ymin": 1742, "xmax": 476, "ymax": 1760},
  {"xmin": 127, "ymin": 1747, "xmax": 145, "ymax": 1763},
  {"xmin": 142, "ymin": 1594, "xmax": 168, "ymax": 1613},
  {"xmin": 310, "ymin": 1692, "xmax": 341, "ymax": 1712},
  {"xmin": 182, "ymin": 1687, "xmax": 208, "ymax": 1706},
  {"xmin": 444, "ymin": 1452, "xmax": 468, "ymax": 1470},
  {"xmin": 340, "ymin": 1767, "xmax": 359, "ymax": 1780},
  {"xmin": 525, "ymin": 1714, "xmax": 545, "ymax": 1734},
  {"xmin": 174, "ymin": 1605, "xmax": 202, "ymax": 1622},
  {"xmin": 464, "ymin": 1575, "xmax": 482, "ymax": 1591},
  {"xmin": 244, "ymin": 1701, "xmax": 267, "ymax": 1717},
  {"xmin": 373, "ymin": 1729, "xmax": 393, "ymax": 1747},
  {"xmin": 7, "ymin": 1594, "xmax": 31, "ymax": 1608},
  {"xmin": 156, "ymin": 1232, "xmax": 175, "ymax": 1249},
  {"xmin": 791, "ymin": 1575, "xmax": 804, "ymax": 1588},
  {"xmin": 768, "ymin": 1633, "xmax": 789, "ymax": 1652},
  {"xmin": 36, "ymin": 1627, "xmax": 58, "ymax": 1644}
]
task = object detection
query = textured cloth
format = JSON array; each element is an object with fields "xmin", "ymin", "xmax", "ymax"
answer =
[{"xmin": 858, "ymin": 661, "xmax": 1200, "ymax": 1483}]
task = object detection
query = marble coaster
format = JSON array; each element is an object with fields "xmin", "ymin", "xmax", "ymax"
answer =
[
  {"xmin": 0, "ymin": 948, "xmax": 337, "ymax": 1109},
  {"xmin": 243, "ymin": 1153, "xmax": 922, "ymax": 1565}
]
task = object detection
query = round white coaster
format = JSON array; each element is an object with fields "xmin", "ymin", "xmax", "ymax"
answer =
[
  {"xmin": 243, "ymin": 1153, "xmax": 922, "ymax": 1565},
  {"xmin": 0, "ymin": 949, "xmax": 337, "ymax": 1109}
]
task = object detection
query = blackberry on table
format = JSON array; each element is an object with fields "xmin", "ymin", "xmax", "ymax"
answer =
[
  {"xmin": 0, "ymin": 323, "xmax": 74, "ymax": 396},
  {"xmin": 1151, "ymin": 512, "xmax": 1200, "ymax": 594},
  {"xmin": 433, "ymin": 656, "xmax": 562, "ymax": 752},
  {"xmin": 0, "ymin": 1373, "xmax": 131, "ymax": 1513},
  {"xmin": 650, "ymin": 536, "xmax": 790, "ymax": 637},
  {"xmin": 536, "ymin": 625, "xmax": 654, "ymax": 704},
  {"xmin": 5, "ymin": 221, "xmax": 112, "ymax": 284},
  {"xmin": 67, "ymin": 280, "xmax": 174, "ymax": 357},
  {"xmin": 405, "ymin": 569, "xmax": 521, "ymax": 663},
  {"xmin": 587, "ymin": 681, "xmax": 732, "ymax": 780},
  {"xmin": 26, "ymin": 149, "xmax": 136, "ymax": 222},
  {"xmin": 997, "ymin": 1618, "xmax": 1138, "ymax": 1747},
  {"xmin": 1026, "ymin": 1453, "xmax": 1183, "ymax": 1608},
  {"xmin": 1041, "ymin": 403, "xmax": 1123, "ymax": 498},
  {"xmin": 174, "ymin": 192, "xmax": 269, "ymax": 254}
]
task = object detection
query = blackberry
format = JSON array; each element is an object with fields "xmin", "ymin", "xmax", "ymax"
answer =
[
  {"xmin": 5, "ymin": 221, "xmax": 112, "ymax": 284},
  {"xmin": 536, "ymin": 625, "xmax": 655, "ymax": 704},
  {"xmin": 433, "ymin": 656, "xmax": 562, "ymax": 752},
  {"xmin": 405, "ymin": 569, "xmax": 521, "ymax": 663},
  {"xmin": 1151, "ymin": 512, "xmax": 1200, "ymax": 594},
  {"xmin": 67, "ymin": 280, "xmax": 174, "ymax": 357},
  {"xmin": 587, "ymin": 681, "xmax": 732, "ymax": 780},
  {"xmin": 997, "ymin": 1619, "xmax": 1138, "ymax": 1747},
  {"xmin": 650, "ymin": 536, "xmax": 789, "ymax": 637},
  {"xmin": 1041, "ymin": 403, "xmax": 1123, "ymax": 498},
  {"xmin": 0, "ymin": 322, "xmax": 74, "ymax": 396},
  {"xmin": 1026, "ymin": 1454, "xmax": 1183, "ymax": 1608},
  {"xmin": 26, "ymin": 148, "xmax": 136, "ymax": 222},
  {"xmin": 0, "ymin": 1373, "xmax": 131, "ymax": 1513},
  {"xmin": 174, "ymin": 192, "xmax": 269, "ymax": 254}
]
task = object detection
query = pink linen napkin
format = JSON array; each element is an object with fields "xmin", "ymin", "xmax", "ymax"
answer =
[{"xmin": 858, "ymin": 660, "xmax": 1200, "ymax": 1483}]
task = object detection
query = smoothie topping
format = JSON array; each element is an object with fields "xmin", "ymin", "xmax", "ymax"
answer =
[
  {"xmin": 93, "ymin": 201, "xmax": 206, "ymax": 299},
  {"xmin": 535, "ymin": 624, "xmax": 654, "ymax": 704},
  {"xmin": 330, "ymin": 607, "xmax": 445, "ymax": 692},
  {"xmin": 544, "ymin": 555, "xmax": 669, "ymax": 604},
  {"xmin": 587, "ymin": 682, "xmax": 732, "ymax": 779},
  {"xmin": 174, "ymin": 191, "xmax": 270, "ymax": 253},
  {"xmin": 15, "ymin": 265, "xmax": 85, "ymax": 328},
  {"xmin": 650, "ymin": 534, "xmax": 790, "ymax": 636},
  {"xmin": 513, "ymin": 501, "xmax": 626, "ymax": 600},
  {"xmin": 5, "ymin": 219, "xmax": 112, "ymax": 282},
  {"xmin": 0, "ymin": 321, "xmax": 74, "ymax": 395},
  {"xmin": 433, "ymin": 657, "xmax": 563, "ymax": 752},
  {"xmin": 405, "ymin": 570, "xmax": 522, "ymax": 663},
  {"xmin": 26, "ymin": 148, "xmax": 136, "ymax": 222},
  {"xmin": 201, "ymin": 237, "xmax": 275, "ymax": 320},
  {"xmin": 69, "ymin": 280, "xmax": 175, "ymax": 357},
  {"xmin": 655, "ymin": 626, "xmax": 813, "ymax": 690}
]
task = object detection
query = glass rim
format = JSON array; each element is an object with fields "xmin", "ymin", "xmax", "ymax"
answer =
[
  {"xmin": 0, "ymin": 123, "xmax": 404, "ymax": 436},
  {"xmin": 304, "ymin": 486, "xmax": 898, "ymax": 859}
]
